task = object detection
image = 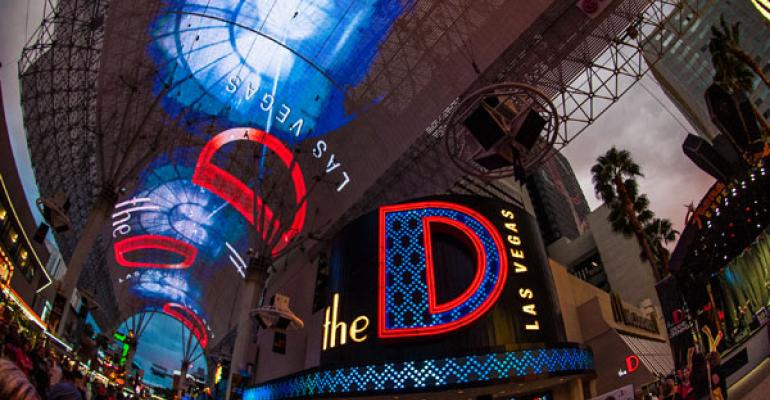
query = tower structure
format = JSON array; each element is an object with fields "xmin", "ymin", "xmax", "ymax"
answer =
[{"xmin": 644, "ymin": 0, "xmax": 770, "ymax": 140}]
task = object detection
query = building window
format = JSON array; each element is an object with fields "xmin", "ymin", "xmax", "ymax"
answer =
[
  {"xmin": 15, "ymin": 246, "xmax": 33, "ymax": 282},
  {"xmin": 569, "ymin": 252, "xmax": 611, "ymax": 292},
  {"xmin": 3, "ymin": 226, "xmax": 19, "ymax": 252}
]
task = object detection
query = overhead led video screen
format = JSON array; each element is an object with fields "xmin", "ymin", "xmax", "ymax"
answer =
[{"xmin": 150, "ymin": 0, "xmax": 412, "ymax": 142}]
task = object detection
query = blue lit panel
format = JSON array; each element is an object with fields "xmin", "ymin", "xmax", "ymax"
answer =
[
  {"xmin": 112, "ymin": 150, "xmax": 251, "ymax": 335},
  {"xmin": 134, "ymin": 163, "xmax": 248, "ymax": 258},
  {"xmin": 150, "ymin": 0, "xmax": 410, "ymax": 142},
  {"xmin": 129, "ymin": 270, "xmax": 200, "ymax": 306},
  {"xmin": 244, "ymin": 347, "xmax": 594, "ymax": 400},
  {"xmin": 382, "ymin": 206, "xmax": 504, "ymax": 332}
]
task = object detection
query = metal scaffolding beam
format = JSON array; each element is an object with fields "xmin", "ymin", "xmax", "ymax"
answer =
[
  {"xmin": 327, "ymin": 0, "xmax": 703, "ymax": 234},
  {"xmin": 16, "ymin": 0, "xmax": 706, "ymax": 332}
]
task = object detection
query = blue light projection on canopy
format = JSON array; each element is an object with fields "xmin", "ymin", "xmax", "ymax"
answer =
[
  {"xmin": 133, "ymin": 158, "xmax": 249, "ymax": 259},
  {"xmin": 150, "ymin": 0, "xmax": 412, "ymax": 142},
  {"xmin": 112, "ymin": 150, "xmax": 250, "ymax": 339}
]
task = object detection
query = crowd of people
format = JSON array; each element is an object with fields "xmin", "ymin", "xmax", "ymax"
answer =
[
  {"xmin": 2, "ymin": 292, "xmax": 736, "ymax": 400},
  {"xmin": 0, "ymin": 299, "xmax": 134, "ymax": 400},
  {"xmin": 634, "ymin": 349, "xmax": 729, "ymax": 400}
]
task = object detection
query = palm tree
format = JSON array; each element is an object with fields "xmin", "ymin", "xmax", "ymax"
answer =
[
  {"xmin": 643, "ymin": 218, "xmax": 679, "ymax": 277},
  {"xmin": 710, "ymin": 15, "xmax": 770, "ymax": 136},
  {"xmin": 591, "ymin": 147, "xmax": 661, "ymax": 281}
]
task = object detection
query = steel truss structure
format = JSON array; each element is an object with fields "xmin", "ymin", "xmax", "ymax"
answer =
[
  {"xmin": 328, "ymin": 0, "xmax": 706, "ymax": 233},
  {"xmin": 19, "ymin": 0, "xmax": 201, "ymax": 328},
  {"xmin": 19, "ymin": 0, "xmax": 115, "ymax": 323},
  {"xmin": 16, "ymin": 0, "xmax": 706, "ymax": 333}
]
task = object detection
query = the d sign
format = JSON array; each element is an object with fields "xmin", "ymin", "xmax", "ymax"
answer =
[{"xmin": 378, "ymin": 201, "xmax": 508, "ymax": 338}]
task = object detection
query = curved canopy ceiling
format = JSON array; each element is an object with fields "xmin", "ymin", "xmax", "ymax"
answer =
[{"xmin": 22, "ymin": 0, "xmax": 557, "ymax": 350}]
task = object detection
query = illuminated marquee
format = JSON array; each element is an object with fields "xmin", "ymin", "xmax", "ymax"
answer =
[
  {"xmin": 319, "ymin": 196, "xmax": 562, "ymax": 364},
  {"xmin": 150, "ymin": 0, "xmax": 411, "ymax": 142},
  {"xmin": 0, "ymin": 247, "xmax": 13, "ymax": 286},
  {"xmin": 250, "ymin": 196, "xmax": 584, "ymax": 399},
  {"xmin": 246, "ymin": 346, "xmax": 593, "ymax": 400},
  {"xmin": 193, "ymin": 128, "xmax": 306, "ymax": 255},
  {"xmin": 378, "ymin": 201, "xmax": 508, "ymax": 338}
]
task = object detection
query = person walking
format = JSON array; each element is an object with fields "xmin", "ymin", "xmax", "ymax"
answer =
[{"xmin": 0, "ymin": 357, "xmax": 41, "ymax": 400}]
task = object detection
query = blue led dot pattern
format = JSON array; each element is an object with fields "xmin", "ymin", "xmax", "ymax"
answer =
[
  {"xmin": 382, "ymin": 207, "xmax": 503, "ymax": 331},
  {"xmin": 244, "ymin": 346, "xmax": 594, "ymax": 399}
]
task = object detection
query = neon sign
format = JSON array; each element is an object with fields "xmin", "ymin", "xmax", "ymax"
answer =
[
  {"xmin": 316, "ymin": 196, "xmax": 561, "ymax": 370},
  {"xmin": 322, "ymin": 293, "xmax": 369, "ymax": 350},
  {"xmin": 193, "ymin": 128, "xmax": 306, "ymax": 255},
  {"xmin": 113, "ymin": 332, "xmax": 131, "ymax": 367},
  {"xmin": 150, "ymin": 0, "xmax": 411, "ymax": 142},
  {"xmin": 246, "ymin": 346, "xmax": 594, "ymax": 400},
  {"xmin": 500, "ymin": 208, "xmax": 543, "ymax": 331},
  {"xmin": 378, "ymin": 201, "xmax": 508, "ymax": 338},
  {"xmin": 618, "ymin": 355, "xmax": 641, "ymax": 377}
]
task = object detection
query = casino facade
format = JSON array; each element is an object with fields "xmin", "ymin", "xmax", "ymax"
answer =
[{"xmin": 242, "ymin": 195, "xmax": 669, "ymax": 400}]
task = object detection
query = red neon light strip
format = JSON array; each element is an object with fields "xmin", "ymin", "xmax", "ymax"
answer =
[
  {"xmin": 193, "ymin": 128, "xmax": 306, "ymax": 255},
  {"xmin": 162, "ymin": 302, "xmax": 209, "ymax": 348},
  {"xmin": 423, "ymin": 216, "xmax": 487, "ymax": 314},
  {"xmin": 378, "ymin": 201, "xmax": 509, "ymax": 339},
  {"xmin": 114, "ymin": 234, "xmax": 198, "ymax": 269}
]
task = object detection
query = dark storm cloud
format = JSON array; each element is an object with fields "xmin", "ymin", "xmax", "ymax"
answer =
[{"xmin": 561, "ymin": 75, "xmax": 715, "ymax": 242}]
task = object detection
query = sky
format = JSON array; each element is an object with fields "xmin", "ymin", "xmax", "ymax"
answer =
[
  {"xmin": 562, "ymin": 75, "xmax": 715, "ymax": 239},
  {"xmin": 0, "ymin": 1, "xmax": 716, "ymax": 243},
  {"xmin": 131, "ymin": 312, "xmax": 208, "ymax": 389}
]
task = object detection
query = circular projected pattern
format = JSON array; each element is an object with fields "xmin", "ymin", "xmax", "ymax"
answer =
[
  {"xmin": 150, "ymin": 0, "xmax": 410, "ymax": 142},
  {"xmin": 130, "ymin": 269, "xmax": 200, "ymax": 307},
  {"xmin": 136, "ymin": 164, "xmax": 248, "ymax": 258}
]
